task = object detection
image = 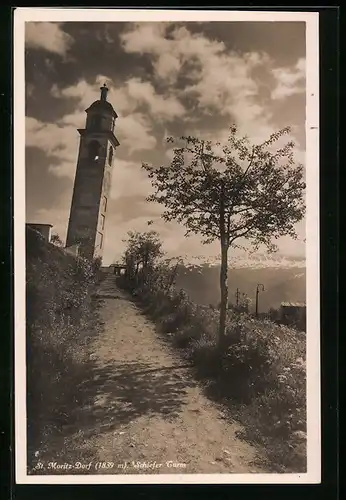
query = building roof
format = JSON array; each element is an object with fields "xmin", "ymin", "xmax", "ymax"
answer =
[
  {"xmin": 26, "ymin": 222, "xmax": 53, "ymax": 227},
  {"xmin": 86, "ymin": 100, "xmax": 118, "ymax": 117},
  {"xmin": 281, "ymin": 302, "xmax": 306, "ymax": 307},
  {"xmin": 85, "ymin": 83, "xmax": 118, "ymax": 117}
]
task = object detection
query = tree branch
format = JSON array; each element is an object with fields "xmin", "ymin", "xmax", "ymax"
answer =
[
  {"xmin": 199, "ymin": 141, "xmax": 222, "ymax": 195},
  {"xmin": 229, "ymin": 226, "xmax": 253, "ymax": 244},
  {"xmin": 227, "ymin": 146, "xmax": 256, "ymax": 214},
  {"xmin": 240, "ymin": 146, "xmax": 256, "ymax": 182}
]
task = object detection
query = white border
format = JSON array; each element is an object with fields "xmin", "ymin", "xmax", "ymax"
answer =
[{"xmin": 14, "ymin": 8, "xmax": 320, "ymax": 485}]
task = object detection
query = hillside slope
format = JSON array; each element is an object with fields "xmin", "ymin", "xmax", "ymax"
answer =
[{"xmin": 175, "ymin": 264, "xmax": 306, "ymax": 313}]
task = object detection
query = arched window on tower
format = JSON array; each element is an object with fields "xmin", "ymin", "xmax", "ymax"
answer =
[
  {"xmin": 108, "ymin": 146, "xmax": 114, "ymax": 165},
  {"xmin": 89, "ymin": 114, "xmax": 102, "ymax": 130},
  {"xmin": 88, "ymin": 140, "xmax": 101, "ymax": 161}
]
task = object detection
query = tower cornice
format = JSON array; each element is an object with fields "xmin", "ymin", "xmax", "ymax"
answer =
[{"xmin": 77, "ymin": 128, "xmax": 120, "ymax": 148}]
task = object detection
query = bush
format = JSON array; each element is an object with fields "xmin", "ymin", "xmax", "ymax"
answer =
[
  {"xmin": 26, "ymin": 228, "xmax": 100, "ymax": 460},
  {"xmin": 189, "ymin": 335, "xmax": 220, "ymax": 377}
]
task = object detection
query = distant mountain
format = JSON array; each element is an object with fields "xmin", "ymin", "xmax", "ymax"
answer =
[
  {"xmin": 174, "ymin": 263, "xmax": 306, "ymax": 313},
  {"xmin": 178, "ymin": 253, "xmax": 306, "ymax": 269}
]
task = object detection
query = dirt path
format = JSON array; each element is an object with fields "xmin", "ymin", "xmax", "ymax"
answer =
[{"xmin": 37, "ymin": 272, "xmax": 269, "ymax": 475}]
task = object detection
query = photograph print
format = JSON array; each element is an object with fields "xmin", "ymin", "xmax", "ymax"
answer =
[{"xmin": 15, "ymin": 9, "xmax": 320, "ymax": 484}]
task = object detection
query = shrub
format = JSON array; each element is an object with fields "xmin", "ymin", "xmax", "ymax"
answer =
[
  {"xmin": 26, "ymin": 228, "xmax": 100, "ymax": 460},
  {"xmin": 189, "ymin": 335, "xmax": 220, "ymax": 377}
]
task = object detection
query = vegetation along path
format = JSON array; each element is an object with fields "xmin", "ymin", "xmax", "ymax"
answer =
[{"xmin": 37, "ymin": 271, "xmax": 270, "ymax": 475}]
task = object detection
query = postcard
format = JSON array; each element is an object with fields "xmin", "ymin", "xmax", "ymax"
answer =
[{"xmin": 14, "ymin": 8, "xmax": 320, "ymax": 484}]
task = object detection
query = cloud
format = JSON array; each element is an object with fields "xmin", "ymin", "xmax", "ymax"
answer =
[
  {"xmin": 120, "ymin": 24, "xmax": 306, "ymax": 164},
  {"xmin": 120, "ymin": 23, "xmax": 276, "ymax": 141},
  {"xmin": 116, "ymin": 113, "xmax": 157, "ymax": 153},
  {"xmin": 26, "ymin": 116, "xmax": 79, "ymax": 178},
  {"xmin": 26, "ymin": 116, "xmax": 76, "ymax": 157},
  {"xmin": 121, "ymin": 25, "xmax": 306, "ymax": 191},
  {"xmin": 51, "ymin": 75, "xmax": 193, "ymax": 152},
  {"xmin": 52, "ymin": 75, "xmax": 185, "ymax": 121},
  {"xmin": 25, "ymin": 22, "xmax": 73, "ymax": 56},
  {"xmin": 51, "ymin": 77, "xmax": 104, "ymax": 109},
  {"xmin": 26, "ymin": 75, "xmax": 161, "ymax": 180},
  {"xmin": 58, "ymin": 110, "xmax": 86, "ymax": 128},
  {"xmin": 48, "ymin": 160, "xmax": 77, "ymax": 179},
  {"xmin": 30, "ymin": 207, "xmax": 70, "ymax": 243},
  {"xmin": 271, "ymin": 58, "xmax": 306, "ymax": 100},
  {"xmin": 51, "ymin": 77, "xmax": 134, "ymax": 119},
  {"xmin": 154, "ymin": 52, "xmax": 182, "ymax": 81},
  {"xmin": 120, "ymin": 23, "xmax": 224, "ymax": 84},
  {"xmin": 26, "ymin": 110, "xmax": 156, "ymax": 180},
  {"xmin": 26, "ymin": 83, "xmax": 34, "ymax": 98},
  {"xmin": 26, "ymin": 23, "xmax": 306, "ymax": 266},
  {"xmin": 102, "ymin": 213, "xmax": 186, "ymax": 264},
  {"xmin": 120, "ymin": 22, "xmax": 171, "ymax": 57},
  {"xmin": 109, "ymin": 158, "xmax": 154, "ymax": 200},
  {"xmin": 125, "ymin": 78, "xmax": 185, "ymax": 120},
  {"xmin": 102, "ymin": 203, "xmax": 305, "ymax": 266},
  {"xmin": 94, "ymin": 24, "xmax": 115, "ymax": 44}
]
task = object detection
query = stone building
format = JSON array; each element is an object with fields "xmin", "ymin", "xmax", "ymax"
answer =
[
  {"xmin": 26, "ymin": 223, "xmax": 53, "ymax": 243},
  {"xmin": 65, "ymin": 83, "xmax": 120, "ymax": 260},
  {"xmin": 280, "ymin": 301, "xmax": 306, "ymax": 330}
]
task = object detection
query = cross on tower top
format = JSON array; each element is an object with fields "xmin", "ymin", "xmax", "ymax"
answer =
[{"xmin": 100, "ymin": 83, "xmax": 109, "ymax": 101}]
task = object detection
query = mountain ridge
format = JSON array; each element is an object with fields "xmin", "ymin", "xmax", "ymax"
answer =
[
  {"xmin": 177, "ymin": 254, "xmax": 306, "ymax": 270},
  {"xmin": 174, "ymin": 262, "xmax": 306, "ymax": 313}
]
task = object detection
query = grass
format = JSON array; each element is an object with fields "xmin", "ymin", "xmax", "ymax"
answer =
[
  {"xmin": 117, "ymin": 268, "xmax": 307, "ymax": 473},
  {"xmin": 26, "ymin": 228, "xmax": 101, "ymax": 471}
]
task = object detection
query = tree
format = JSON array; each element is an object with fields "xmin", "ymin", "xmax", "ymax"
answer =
[
  {"xmin": 142, "ymin": 125, "xmax": 305, "ymax": 350},
  {"xmin": 51, "ymin": 233, "xmax": 63, "ymax": 247},
  {"xmin": 268, "ymin": 307, "xmax": 280, "ymax": 323},
  {"xmin": 122, "ymin": 230, "xmax": 164, "ymax": 282},
  {"xmin": 240, "ymin": 293, "xmax": 251, "ymax": 313}
]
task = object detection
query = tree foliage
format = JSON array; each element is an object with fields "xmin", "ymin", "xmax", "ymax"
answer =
[
  {"xmin": 51, "ymin": 233, "xmax": 63, "ymax": 247},
  {"xmin": 144, "ymin": 125, "xmax": 305, "ymax": 250},
  {"xmin": 122, "ymin": 230, "xmax": 164, "ymax": 278}
]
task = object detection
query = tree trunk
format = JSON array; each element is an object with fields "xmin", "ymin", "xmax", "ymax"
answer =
[
  {"xmin": 218, "ymin": 179, "xmax": 228, "ymax": 352},
  {"xmin": 218, "ymin": 242, "xmax": 229, "ymax": 351},
  {"xmin": 167, "ymin": 263, "xmax": 178, "ymax": 291}
]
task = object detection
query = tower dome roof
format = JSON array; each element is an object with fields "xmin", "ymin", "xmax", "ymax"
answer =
[
  {"xmin": 86, "ymin": 99, "xmax": 117, "ymax": 117},
  {"xmin": 85, "ymin": 83, "xmax": 118, "ymax": 117}
]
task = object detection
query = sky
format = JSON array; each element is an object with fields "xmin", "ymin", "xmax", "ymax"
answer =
[{"xmin": 25, "ymin": 20, "xmax": 307, "ymax": 266}]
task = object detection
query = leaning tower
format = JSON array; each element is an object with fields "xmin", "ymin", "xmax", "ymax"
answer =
[{"xmin": 66, "ymin": 83, "xmax": 120, "ymax": 260}]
